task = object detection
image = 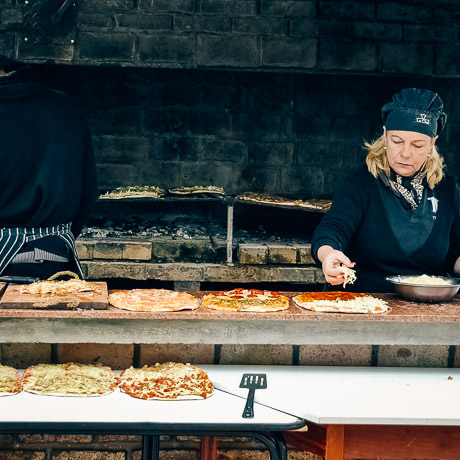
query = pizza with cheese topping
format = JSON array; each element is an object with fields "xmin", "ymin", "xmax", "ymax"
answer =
[
  {"xmin": 108, "ymin": 289, "xmax": 199, "ymax": 312},
  {"xmin": 0, "ymin": 364, "xmax": 22, "ymax": 395},
  {"xmin": 22, "ymin": 363, "xmax": 118, "ymax": 396},
  {"xmin": 202, "ymin": 288, "xmax": 290, "ymax": 312},
  {"xmin": 293, "ymin": 291, "xmax": 389, "ymax": 314},
  {"xmin": 119, "ymin": 362, "xmax": 214, "ymax": 400}
]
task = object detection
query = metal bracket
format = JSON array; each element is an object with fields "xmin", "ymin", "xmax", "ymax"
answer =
[{"xmin": 22, "ymin": 0, "xmax": 77, "ymax": 41}]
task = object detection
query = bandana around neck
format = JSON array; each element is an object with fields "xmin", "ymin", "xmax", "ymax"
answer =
[{"xmin": 390, "ymin": 170, "xmax": 425, "ymax": 211}]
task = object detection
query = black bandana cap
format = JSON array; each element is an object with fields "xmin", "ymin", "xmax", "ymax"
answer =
[{"xmin": 381, "ymin": 88, "xmax": 447, "ymax": 138}]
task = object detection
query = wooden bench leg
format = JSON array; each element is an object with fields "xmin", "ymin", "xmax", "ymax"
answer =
[
  {"xmin": 200, "ymin": 435, "xmax": 217, "ymax": 460},
  {"xmin": 325, "ymin": 425, "xmax": 344, "ymax": 460}
]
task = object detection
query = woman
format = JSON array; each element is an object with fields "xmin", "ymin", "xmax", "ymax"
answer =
[{"xmin": 311, "ymin": 88, "xmax": 460, "ymax": 292}]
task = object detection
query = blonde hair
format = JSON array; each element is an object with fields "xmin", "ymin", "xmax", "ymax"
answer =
[{"xmin": 364, "ymin": 134, "xmax": 444, "ymax": 189}]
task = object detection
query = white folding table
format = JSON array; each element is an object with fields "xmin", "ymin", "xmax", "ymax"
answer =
[
  {"xmin": 203, "ymin": 365, "xmax": 460, "ymax": 459},
  {"xmin": 0, "ymin": 386, "xmax": 305, "ymax": 460}
]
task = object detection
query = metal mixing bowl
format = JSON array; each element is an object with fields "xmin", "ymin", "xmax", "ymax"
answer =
[{"xmin": 385, "ymin": 276, "xmax": 460, "ymax": 302}]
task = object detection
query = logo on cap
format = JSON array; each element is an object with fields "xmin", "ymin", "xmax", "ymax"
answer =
[{"xmin": 415, "ymin": 113, "xmax": 430, "ymax": 125}]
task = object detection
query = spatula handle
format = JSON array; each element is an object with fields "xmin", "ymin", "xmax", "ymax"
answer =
[{"xmin": 242, "ymin": 387, "xmax": 255, "ymax": 418}]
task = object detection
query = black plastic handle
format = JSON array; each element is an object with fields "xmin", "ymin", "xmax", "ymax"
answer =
[{"xmin": 242, "ymin": 387, "xmax": 255, "ymax": 418}]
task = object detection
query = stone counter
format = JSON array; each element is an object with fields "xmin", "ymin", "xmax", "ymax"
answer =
[{"xmin": 1, "ymin": 293, "xmax": 459, "ymax": 345}]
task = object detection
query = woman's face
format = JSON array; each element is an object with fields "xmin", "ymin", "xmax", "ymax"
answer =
[{"xmin": 384, "ymin": 128, "xmax": 436, "ymax": 177}]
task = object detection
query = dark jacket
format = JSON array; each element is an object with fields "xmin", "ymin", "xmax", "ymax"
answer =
[
  {"xmin": 311, "ymin": 165, "xmax": 460, "ymax": 292},
  {"xmin": 0, "ymin": 65, "xmax": 97, "ymax": 237}
]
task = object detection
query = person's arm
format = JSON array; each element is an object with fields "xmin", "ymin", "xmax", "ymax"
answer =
[
  {"xmin": 311, "ymin": 168, "xmax": 367, "ymax": 283},
  {"xmin": 447, "ymin": 181, "xmax": 460, "ymax": 276},
  {"xmin": 71, "ymin": 119, "xmax": 98, "ymax": 238},
  {"xmin": 454, "ymin": 257, "xmax": 460, "ymax": 276}
]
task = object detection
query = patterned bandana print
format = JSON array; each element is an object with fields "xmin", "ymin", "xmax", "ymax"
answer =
[{"xmin": 392, "ymin": 171, "xmax": 425, "ymax": 211}]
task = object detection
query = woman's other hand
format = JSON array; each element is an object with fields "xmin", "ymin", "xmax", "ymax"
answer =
[{"xmin": 317, "ymin": 245, "xmax": 355, "ymax": 286}]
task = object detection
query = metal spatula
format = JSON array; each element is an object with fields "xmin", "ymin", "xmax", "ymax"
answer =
[{"xmin": 239, "ymin": 373, "xmax": 267, "ymax": 418}]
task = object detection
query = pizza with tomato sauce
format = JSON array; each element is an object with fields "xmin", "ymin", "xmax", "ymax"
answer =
[
  {"xmin": 202, "ymin": 288, "xmax": 290, "ymax": 312},
  {"xmin": 119, "ymin": 362, "xmax": 214, "ymax": 400},
  {"xmin": 293, "ymin": 291, "xmax": 389, "ymax": 314},
  {"xmin": 108, "ymin": 289, "xmax": 199, "ymax": 312}
]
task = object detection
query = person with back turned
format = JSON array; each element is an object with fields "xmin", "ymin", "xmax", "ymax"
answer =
[{"xmin": 0, "ymin": 55, "xmax": 97, "ymax": 280}]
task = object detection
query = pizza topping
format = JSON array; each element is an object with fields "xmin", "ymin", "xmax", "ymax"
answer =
[
  {"xmin": 340, "ymin": 265, "xmax": 357, "ymax": 288},
  {"xmin": 119, "ymin": 362, "xmax": 214, "ymax": 400},
  {"xmin": 22, "ymin": 363, "xmax": 118, "ymax": 396},
  {"xmin": 202, "ymin": 288, "xmax": 290, "ymax": 312},
  {"xmin": 0, "ymin": 365, "xmax": 22, "ymax": 395},
  {"xmin": 108, "ymin": 289, "xmax": 199, "ymax": 312},
  {"xmin": 293, "ymin": 291, "xmax": 389, "ymax": 314}
]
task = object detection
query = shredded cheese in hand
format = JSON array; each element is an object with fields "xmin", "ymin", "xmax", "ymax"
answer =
[{"xmin": 341, "ymin": 265, "xmax": 357, "ymax": 288}]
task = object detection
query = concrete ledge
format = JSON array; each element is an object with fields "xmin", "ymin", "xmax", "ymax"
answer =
[{"xmin": 81, "ymin": 261, "xmax": 324, "ymax": 284}]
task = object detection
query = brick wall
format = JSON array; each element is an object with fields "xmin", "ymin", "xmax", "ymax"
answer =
[
  {"xmin": 40, "ymin": 65, "xmax": 460, "ymax": 197},
  {"xmin": 1, "ymin": 0, "xmax": 459, "ymax": 76}
]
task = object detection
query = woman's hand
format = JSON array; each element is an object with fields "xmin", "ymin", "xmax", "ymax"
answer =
[{"xmin": 317, "ymin": 245, "xmax": 355, "ymax": 286}]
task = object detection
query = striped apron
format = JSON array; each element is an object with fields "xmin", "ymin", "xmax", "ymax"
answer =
[{"xmin": 0, "ymin": 223, "xmax": 83, "ymax": 278}]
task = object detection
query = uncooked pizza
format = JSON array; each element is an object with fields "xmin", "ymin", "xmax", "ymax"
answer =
[
  {"xmin": 22, "ymin": 363, "xmax": 118, "ymax": 396},
  {"xmin": 202, "ymin": 288, "xmax": 290, "ymax": 312},
  {"xmin": 293, "ymin": 291, "xmax": 389, "ymax": 314},
  {"xmin": 119, "ymin": 362, "xmax": 214, "ymax": 400},
  {"xmin": 0, "ymin": 364, "xmax": 22, "ymax": 395},
  {"xmin": 108, "ymin": 289, "xmax": 199, "ymax": 312}
]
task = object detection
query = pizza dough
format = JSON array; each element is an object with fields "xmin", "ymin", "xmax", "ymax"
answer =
[
  {"xmin": 118, "ymin": 362, "xmax": 214, "ymax": 400},
  {"xmin": 202, "ymin": 288, "xmax": 290, "ymax": 312},
  {"xmin": 108, "ymin": 289, "xmax": 199, "ymax": 312},
  {"xmin": 22, "ymin": 363, "xmax": 118, "ymax": 396},
  {"xmin": 293, "ymin": 291, "xmax": 389, "ymax": 314}
]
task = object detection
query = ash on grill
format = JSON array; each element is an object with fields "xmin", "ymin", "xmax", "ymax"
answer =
[{"xmin": 80, "ymin": 220, "xmax": 308, "ymax": 245}]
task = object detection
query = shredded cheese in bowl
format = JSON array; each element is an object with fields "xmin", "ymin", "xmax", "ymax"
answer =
[{"xmin": 401, "ymin": 274, "xmax": 451, "ymax": 286}]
